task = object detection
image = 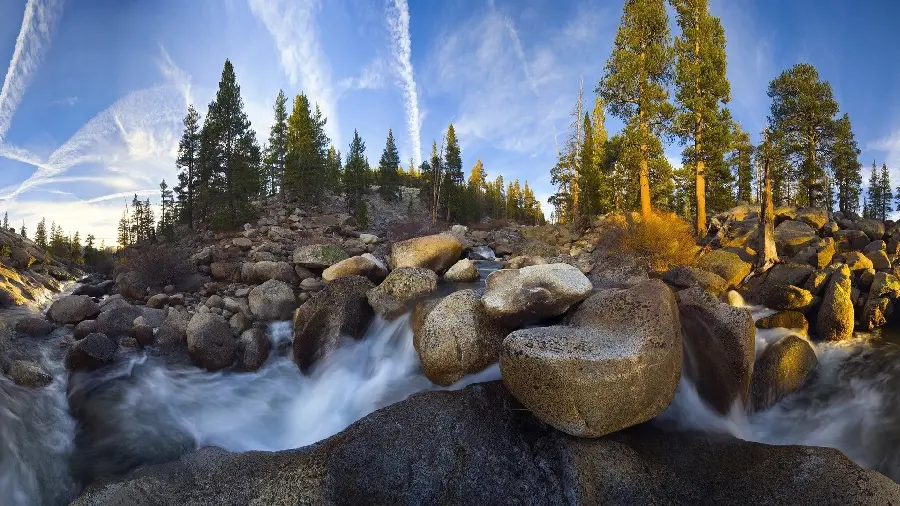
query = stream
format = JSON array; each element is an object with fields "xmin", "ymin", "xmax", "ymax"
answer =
[{"xmin": 2, "ymin": 264, "xmax": 900, "ymax": 504}]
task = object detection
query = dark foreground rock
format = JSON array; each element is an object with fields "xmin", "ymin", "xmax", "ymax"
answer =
[{"xmin": 72, "ymin": 382, "xmax": 900, "ymax": 506}]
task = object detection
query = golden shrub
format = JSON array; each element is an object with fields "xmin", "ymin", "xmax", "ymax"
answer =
[{"xmin": 598, "ymin": 212, "xmax": 698, "ymax": 272}]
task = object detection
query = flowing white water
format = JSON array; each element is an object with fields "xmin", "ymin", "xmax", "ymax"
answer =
[{"xmin": 5, "ymin": 281, "xmax": 900, "ymax": 504}]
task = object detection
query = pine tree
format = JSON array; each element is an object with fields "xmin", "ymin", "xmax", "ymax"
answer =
[
  {"xmin": 175, "ymin": 104, "xmax": 201, "ymax": 228},
  {"xmin": 325, "ymin": 146, "xmax": 343, "ymax": 192},
  {"xmin": 2, "ymin": 211, "xmax": 7, "ymax": 230},
  {"xmin": 19, "ymin": 221, "xmax": 26, "ymax": 239},
  {"xmin": 343, "ymin": 130, "xmax": 369, "ymax": 225},
  {"xmin": 70, "ymin": 231, "xmax": 83, "ymax": 264},
  {"xmin": 492, "ymin": 175, "xmax": 505, "ymax": 219},
  {"xmin": 203, "ymin": 60, "xmax": 263, "ymax": 228},
  {"xmin": 285, "ymin": 94, "xmax": 329, "ymax": 203},
  {"xmin": 117, "ymin": 202, "xmax": 131, "ymax": 247},
  {"xmin": 443, "ymin": 124, "xmax": 464, "ymax": 222},
  {"xmin": 34, "ymin": 218, "xmax": 47, "ymax": 250},
  {"xmin": 767, "ymin": 63, "xmax": 839, "ymax": 208},
  {"xmin": 830, "ymin": 113, "xmax": 862, "ymax": 215},
  {"xmin": 865, "ymin": 161, "xmax": 880, "ymax": 219},
  {"xmin": 264, "ymin": 90, "xmax": 289, "ymax": 196},
  {"xmin": 671, "ymin": 0, "xmax": 730, "ymax": 234},
  {"xmin": 378, "ymin": 128, "xmax": 401, "ymax": 201},
  {"xmin": 590, "ymin": 97, "xmax": 611, "ymax": 213},
  {"xmin": 577, "ymin": 112, "xmax": 599, "ymax": 221},
  {"xmin": 730, "ymin": 123, "xmax": 755, "ymax": 203},
  {"xmin": 420, "ymin": 140, "xmax": 445, "ymax": 224},
  {"xmin": 158, "ymin": 179, "xmax": 176, "ymax": 239},
  {"xmin": 598, "ymin": 0, "xmax": 673, "ymax": 218},
  {"xmin": 879, "ymin": 163, "xmax": 892, "ymax": 220},
  {"xmin": 467, "ymin": 159, "xmax": 488, "ymax": 223}
]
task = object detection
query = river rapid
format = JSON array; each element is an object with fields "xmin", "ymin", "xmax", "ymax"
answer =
[{"xmin": 2, "ymin": 270, "xmax": 900, "ymax": 504}]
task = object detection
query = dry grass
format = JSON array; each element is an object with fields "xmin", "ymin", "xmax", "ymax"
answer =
[{"xmin": 597, "ymin": 212, "xmax": 698, "ymax": 272}]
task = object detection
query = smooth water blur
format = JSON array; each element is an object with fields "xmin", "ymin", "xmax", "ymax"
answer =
[{"xmin": 663, "ymin": 304, "xmax": 900, "ymax": 482}]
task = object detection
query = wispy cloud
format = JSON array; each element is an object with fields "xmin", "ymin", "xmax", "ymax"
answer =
[
  {"xmin": 49, "ymin": 95, "xmax": 78, "ymax": 107},
  {"xmin": 868, "ymin": 131, "xmax": 900, "ymax": 168},
  {"xmin": 0, "ymin": 0, "xmax": 65, "ymax": 142},
  {"xmin": 338, "ymin": 58, "xmax": 386, "ymax": 94},
  {"xmin": 247, "ymin": 0, "xmax": 340, "ymax": 144},
  {"xmin": 386, "ymin": 0, "xmax": 422, "ymax": 167}
]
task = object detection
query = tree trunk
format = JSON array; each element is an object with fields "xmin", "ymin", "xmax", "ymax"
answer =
[
  {"xmin": 638, "ymin": 46, "xmax": 651, "ymax": 219},
  {"xmin": 693, "ymin": 11, "xmax": 705, "ymax": 237},
  {"xmin": 758, "ymin": 135, "xmax": 778, "ymax": 269}
]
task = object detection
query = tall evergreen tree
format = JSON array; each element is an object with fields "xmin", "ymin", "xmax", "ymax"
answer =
[
  {"xmin": 117, "ymin": 203, "xmax": 131, "ymax": 247},
  {"xmin": 730, "ymin": 123, "xmax": 755, "ymax": 203},
  {"xmin": 590, "ymin": 97, "xmax": 611, "ymax": 213},
  {"xmin": 378, "ymin": 128, "xmax": 401, "ymax": 201},
  {"xmin": 264, "ymin": 90, "xmax": 289, "ymax": 196},
  {"xmin": 325, "ymin": 145, "xmax": 343, "ymax": 192},
  {"xmin": 343, "ymin": 130, "xmax": 369, "ymax": 226},
  {"xmin": 34, "ymin": 218, "xmax": 47, "ymax": 250},
  {"xmin": 285, "ymin": 94, "xmax": 329, "ymax": 203},
  {"xmin": 865, "ymin": 161, "xmax": 880, "ymax": 219},
  {"xmin": 202, "ymin": 60, "xmax": 263, "ymax": 228},
  {"xmin": 577, "ymin": 112, "xmax": 599, "ymax": 219},
  {"xmin": 550, "ymin": 81, "xmax": 587, "ymax": 223},
  {"xmin": 174, "ymin": 104, "xmax": 201, "ymax": 228},
  {"xmin": 879, "ymin": 163, "xmax": 892, "ymax": 220},
  {"xmin": 767, "ymin": 63, "xmax": 839, "ymax": 208},
  {"xmin": 19, "ymin": 221, "xmax": 26, "ymax": 239},
  {"xmin": 671, "ymin": 0, "xmax": 730, "ymax": 234},
  {"xmin": 443, "ymin": 124, "xmax": 464, "ymax": 222},
  {"xmin": 830, "ymin": 113, "xmax": 862, "ymax": 215},
  {"xmin": 158, "ymin": 179, "xmax": 176, "ymax": 239},
  {"xmin": 598, "ymin": 0, "xmax": 673, "ymax": 218},
  {"xmin": 2, "ymin": 211, "xmax": 7, "ymax": 230},
  {"xmin": 467, "ymin": 159, "xmax": 488, "ymax": 223}
]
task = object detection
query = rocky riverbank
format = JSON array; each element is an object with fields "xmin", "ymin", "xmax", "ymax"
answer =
[{"xmin": 3, "ymin": 199, "xmax": 900, "ymax": 504}]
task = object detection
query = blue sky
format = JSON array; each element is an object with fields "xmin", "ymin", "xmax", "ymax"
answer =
[{"xmin": 1, "ymin": 0, "xmax": 900, "ymax": 243}]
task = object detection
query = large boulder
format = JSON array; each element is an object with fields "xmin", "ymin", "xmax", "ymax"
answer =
[
  {"xmin": 867, "ymin": 250, "xmax": 892, "ymax": 270},
  {"xmin": 238, "ymin": 328, "xmax": 270, "ymax": 372},
  {"xmin": 861, "ymin": 296, "xmax": 893, "ymax": 330},
  {"xmin": 46, "ymin": 295, "xmax": 100, "ymax": 324},
  {"xmin": 210, "ymin": 261, "xmax": 241, "ymax": 282},
  {"xmin": 833, "ymin": 229, "xmax": 870, "ymax": 252},
  {"xmin": 366, "ymin": 267, "xmax": 437, "ymax": 319},
  {"xmin": 677, "ymin": 287, "xmax": 756, "ymax": 414},
  {"xmin": 186, "ymin": 313, "xmax": 236, "ymax": 371},
  {"xmin": 662, "ymin": 265, "xmax": 728, "ymax": 297},
  {"xmin": 795, "ymin": 207, "xmax": 829, "ymax": 231},
  {"xmin": 96, "ymin": 305, "xmax": 143, "ymax": 337},
  {"xmin": 155, "ymin": 309, "xmax": 191, "ymax": 351},
  {"xmin": 414, "ymin": 290, "xmax": 511, "ymax": 385},
  {"xmin": 762, "ymin": 284, "xmax": 815, "ymax": 311},
  {"xmin": 242, "ymin": 261, "xmax": 298, "ymax": 284},
  {"xmin": 696, "ymin": 250, "xmax": 751, "ymax": 289},
  {"xmin": 292, "ymin": 244, "xmax": 349, "ymax": 269},
  {"xmin": 248, "ymin": 279, "xmax": 296, "ymax": 321},
  {"xmin": 443, "ymin": 259, "xmax": 480, "ymax": 283},
  {"xmin": 774, "ymin": 220, "xmax": 818, "ymax": 256},
  {"xmin": 850, "ymin": 218, "xmax": 886, "ymax": 241},
  {"xmin": 817, "ymin": 265, "xmax": 854, "ymax": 341},
  {"xmin": 292, "ymin": 276, "xmax": 375, "ymax": 372},
  {"xmin": 755, "ymin": 310, "xmax": 808, "ymax": 333},
  {"xmin": 66, "ymin": 333, "xmax": 118, "ymax": 371},
  {"xmin": 322, "ymin": 254, "xmax": 388, "ymax": 284},
  {"xmin": 8, "ymin": 360, "xmax": 52, "ymax": 387},
  {"xmin": 482, "ymin": 263, "xmax": 592, "ymax": 326},
  {"xmin": 749, "ymin": 335, "xmax": 817, "ymax": 412},
  {"xmin": 389, "ymin": 234, "xmax": 463, "ymax": 273},
  {"xmin": 115, "ymin": 271, "xmax": 148, "ymax": 300},
  {"xmin": 501, "ymin": 279, "xmax": 681, "ymax": 437},
  {"xmin": 71, "ymin": 383, "xmax": 900, "ymax": 506},
  {"xmin": 846, "ymin": 251, "xmax": 874, "ymax": 271},
  {"xmin": 15, "ymin": 317, "xmax": 54, "ymax": 337}
]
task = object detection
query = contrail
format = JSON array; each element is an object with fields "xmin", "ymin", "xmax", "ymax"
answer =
[
  {"xmin": 501, "ymin": 15, "xmax": 539, "ymax": 97},
  {"xmin": 0, "ymin": 0, "xmax": 65, "ymax": 142},
  {"xmin": 387, "ymin": 0, "xmax": 422, "ymax": 167}
]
